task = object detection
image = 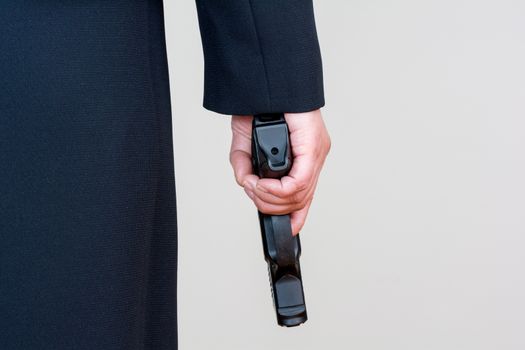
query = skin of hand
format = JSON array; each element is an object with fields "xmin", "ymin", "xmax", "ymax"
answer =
[{"xmin": 229, "ymin": 109, "xmax": 331, "ymax": 236}]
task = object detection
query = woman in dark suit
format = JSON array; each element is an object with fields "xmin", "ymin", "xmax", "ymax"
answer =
[{"xmin": 0, "ymin": 1, "xmax": 330, "ymax": 349}]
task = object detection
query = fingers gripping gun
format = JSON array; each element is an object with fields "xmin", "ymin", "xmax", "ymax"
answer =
[{"xmin": 251, "ymin": 113, "xmax": 307, "ymax": 327}]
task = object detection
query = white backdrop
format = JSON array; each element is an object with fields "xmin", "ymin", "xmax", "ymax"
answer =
[{"xmin": 164, "ymin": 1, "xmax": 525, "ymax": 349}]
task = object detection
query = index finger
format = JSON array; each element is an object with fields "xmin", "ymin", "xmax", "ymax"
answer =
[{"xmin": 256, "ymin": 154, "xmax": 316, "ymax": 197}]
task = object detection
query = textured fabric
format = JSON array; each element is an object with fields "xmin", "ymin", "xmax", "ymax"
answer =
[
  {"xmin": 196, "ymin": 0, "xmax": 325, "ymax": 115},
  {"xmin": 0, "ymin": 1, "xmax": 324, "ymax": 349},
  {"xmin": 1, "ymin": 1, "xmax": 177, "ymax": 349}
]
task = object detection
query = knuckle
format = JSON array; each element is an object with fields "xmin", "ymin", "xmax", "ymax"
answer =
[
  {"xmin": 299, "ymin": 198, "xmax": 309, "ymax": 210},
  {"xmin": 235, "ymin": 178, "xmax": 242, "ymax": 187},
  {"xmin": 281, "ymin": 188, "xmax": 295, "ymax": 199},
  {"xmin": 297, "ymin": 195, "xmax": 313, "ymax": 211},
  {"xmin": 255, "ymin": 200, "xmax": 273, "ymax": 215},
  {"xmin": 291, "ymin": 192, "xmax": 305, "ymax": 205},
  {"xmin": 234, "ymin": 175, "xmax": 244, "ymax": 187},
  {"xmin": 253, "ymin": 197, "xmax": 263, "ymax": 209},
  {"xmin": 294, "ymin": 200, "xmax": 307, "ymax": 212},
  {"xmin": 257, "ymin": 202, "xmax": 291, "ymax": 216},
  {"xmin": 295, "ymin": 179, "xmax": 309, "ymax": 192}
]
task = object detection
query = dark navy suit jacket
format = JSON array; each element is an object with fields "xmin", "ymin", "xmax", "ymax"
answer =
[{"xmin": 196, "ymin": 0, "xmax": 325, "ymax": 115}]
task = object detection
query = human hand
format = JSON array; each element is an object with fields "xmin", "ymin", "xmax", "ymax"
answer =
[{"xmin": 229, "ymin": 109, "xmax": 331, "ymax": 235}]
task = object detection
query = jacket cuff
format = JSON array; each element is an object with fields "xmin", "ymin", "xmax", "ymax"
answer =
[{"xmin": 196, "ymin": 0, "xmax": 325, "ymax": 115}]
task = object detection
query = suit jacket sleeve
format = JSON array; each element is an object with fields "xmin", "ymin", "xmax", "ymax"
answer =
[{"xmin": 195, "ymin": 0, "xmax": 325, "ymax": 115}]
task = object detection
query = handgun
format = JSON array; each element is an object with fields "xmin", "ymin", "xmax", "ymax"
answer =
[{"xmin": 251, "ymin": 113, "xmax": 307, "ymax": 327}]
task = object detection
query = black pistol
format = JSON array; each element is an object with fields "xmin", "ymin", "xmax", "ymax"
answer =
[{"xmin": 251, "ymin": 113, "xmax": 307, "ymax": 327}]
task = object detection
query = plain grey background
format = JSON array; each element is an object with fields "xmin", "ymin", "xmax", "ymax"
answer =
[{"xmin": 163, "ymin": 1, "xmax": 525, "ymax": 349}]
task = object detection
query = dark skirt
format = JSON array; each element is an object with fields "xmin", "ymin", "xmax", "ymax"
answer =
[{"xmin": 0, "ymin": 1, "xmax": 178, "ymax": 349}]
